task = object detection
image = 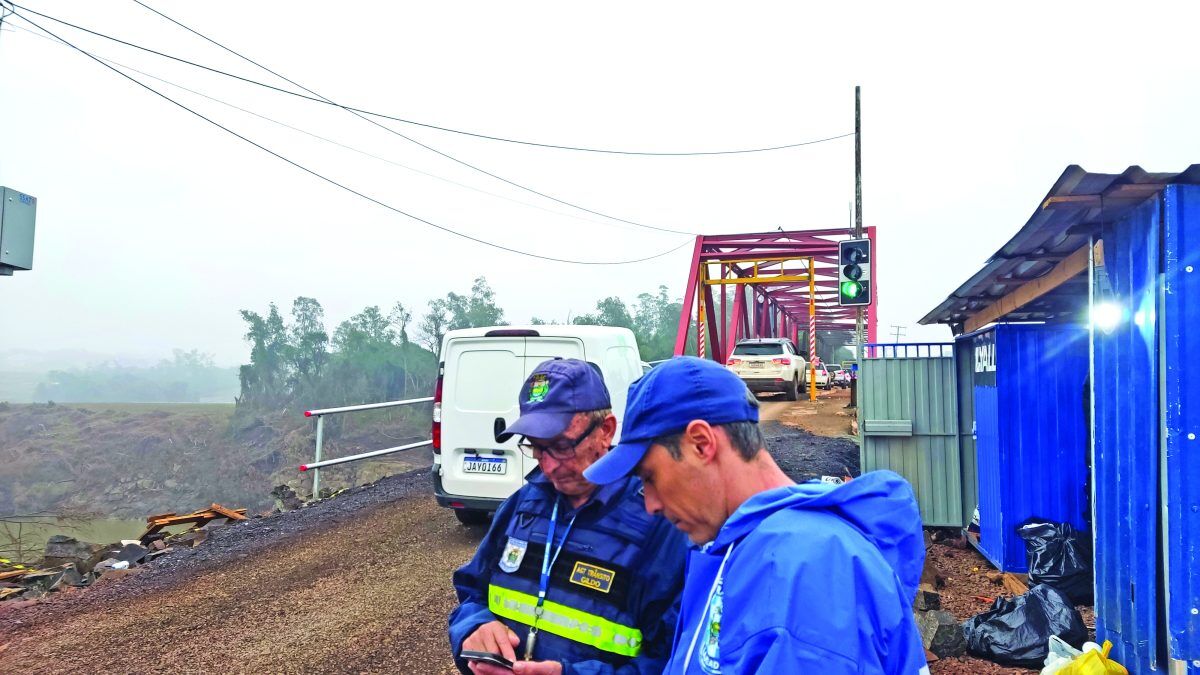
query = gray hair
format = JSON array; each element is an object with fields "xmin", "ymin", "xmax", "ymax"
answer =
[{"xmin": 652, "ymin": 420, "xmax": 766, "ymax": 462}]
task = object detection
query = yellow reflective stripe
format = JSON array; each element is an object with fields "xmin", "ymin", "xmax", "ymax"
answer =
[{"xmin": 487, "ymin": 584, "xmax": 643, "ymax": 658}]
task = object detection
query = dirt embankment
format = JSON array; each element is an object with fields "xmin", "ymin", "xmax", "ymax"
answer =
[{"xmin": 0, "ymin": 402, "xmax": 429, "ymax": 521}]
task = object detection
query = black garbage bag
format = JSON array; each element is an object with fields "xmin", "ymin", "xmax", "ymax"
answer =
[
  {"xmin": 1018, "ymin": 520, "xmax": 1094, "ymax": 605},
  {"xmin": 961, "ymin": 583, "xmax": 1087, "ymax": 668}
]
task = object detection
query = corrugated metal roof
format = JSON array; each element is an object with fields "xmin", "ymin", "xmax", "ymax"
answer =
[{"xmin": 920, "ymin": 164, "xmax": 1200, "ymax": 331}]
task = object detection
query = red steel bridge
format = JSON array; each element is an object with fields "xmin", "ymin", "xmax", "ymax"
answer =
[{"xmin": 673, "ymin": 227, "xmax": 878, "ymax": 364}]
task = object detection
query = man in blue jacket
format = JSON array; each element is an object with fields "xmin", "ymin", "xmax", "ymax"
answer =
[
  {"xmin": 584, "ymin": 357, "xmax": 929, "ymax": 674},
  {"xmin": 449, "ymin": 358, "xmax": 688, "ymax": 675}
]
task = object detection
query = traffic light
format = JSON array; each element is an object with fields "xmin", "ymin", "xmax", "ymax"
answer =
[{"xmin": 838, "ymin": 239, "xmax": 872, "ymax": 306}]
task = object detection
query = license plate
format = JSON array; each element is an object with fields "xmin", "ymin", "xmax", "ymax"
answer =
[
  {"xmin": 749, "ymin": 361, "xmax": 764, "ymax": 368},
  {"xmin": 463, "ymin": 457, "xmax": 507, "ymax": 475}
]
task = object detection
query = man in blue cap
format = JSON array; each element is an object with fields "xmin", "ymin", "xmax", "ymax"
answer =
[
  {"xmin": 449, "ymin": 358, "xmax": 688, "ymax": 675},
  {"xmin": 584, "ymin": 356, "xmax": 929, "ymax": 675}
]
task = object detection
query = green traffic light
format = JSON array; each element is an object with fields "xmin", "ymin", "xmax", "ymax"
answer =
[{"xmin": 841, "ymin": 280, "xmax": 862, "ymax": 298}]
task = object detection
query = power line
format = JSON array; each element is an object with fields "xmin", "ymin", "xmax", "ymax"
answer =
[
  {"xmin": 9, "ymin": 2, "xmax": 697, "ymax": 236},
  {"xmin": 2, "ymin": 21, "xmax": 655, "ymax": 236},
  {"xmin": 10, "ymin": 10, "xmax": 695, "ymax": 266},
  {"xmin": 12, "ymin": 2, "xmax": 854, "ymax": 157}
]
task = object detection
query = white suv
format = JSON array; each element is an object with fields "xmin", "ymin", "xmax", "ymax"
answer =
[
  {"xmin": 726, "ymin": 338, "xmax": 808, "ymax": 400},
  {"xmin": 431, "ymin": 325, "xmax": 643, "ymax": 524}
]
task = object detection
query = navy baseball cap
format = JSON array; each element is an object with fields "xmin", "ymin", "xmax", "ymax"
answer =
[
  {"xmin": 584, "ymin": 356, "xmax": 758, "ymax": 485},
  {"xmin": 496, "ymin": 358, "xmax": 612, "ymax": 442}
]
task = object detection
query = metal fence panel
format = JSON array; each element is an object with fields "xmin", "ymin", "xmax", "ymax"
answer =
[
  {"xmin": 1095, "ymin": 194, "xmax": 1161, "ymax": 673},
  {"xmin": 861, "ymin": 344, "xmax": 962, "ymax": 527},
  {"xmin": 1163, "ymin": 184, "xmax": 1200, "ymax": 668}
]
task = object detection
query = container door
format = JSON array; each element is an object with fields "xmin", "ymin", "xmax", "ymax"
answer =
[
  {"xmin": 1162, "ymin": 184, "xmax": 1200, "ymax": 670},
  {"xmin": 969, "ymin": 329, "xmax": 1006, "ymax": 570},
  {"xmin": 1094, "ymin": 195, "xmax": 1160, "ymax": 673},
  {"xmin": 440, "ymin": 337, "xmax": 526, "ymax": 500}
]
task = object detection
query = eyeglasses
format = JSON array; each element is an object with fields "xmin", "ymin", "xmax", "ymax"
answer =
[{"xmin": 518, "ymin": 418, "xmax": 603, "ymax": 461}]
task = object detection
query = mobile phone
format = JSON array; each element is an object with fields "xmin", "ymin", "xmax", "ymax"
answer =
[{"xmin": 460, "ymin": 649, "xmax": 515, "ymax": 670}]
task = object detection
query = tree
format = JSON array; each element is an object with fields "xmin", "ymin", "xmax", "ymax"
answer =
[
  {"xmin": 289, "ymin": 297, "xmax": 329, "ymax": 389},
  {"xmin": 419, "ymin": 277, "xmax": 506, "ymax": 357},
  {"xmin": 574, "ymin": 297, "xmax": 633, "ymax": 330},
  {"xmin": 238, "ymin": 303, "xmax": 291, "ymax": 406},
  {"xmin": 388, "ymin": 302, "xmax": 413, "ymax": 345},
  {"xmin": 419, "ymin": 298, "xmax": 451, "ymax": 358}
]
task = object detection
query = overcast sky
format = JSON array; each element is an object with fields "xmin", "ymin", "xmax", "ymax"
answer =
[{"xmin": 1, "ymin": 1, "xmax": 1198, "ymax": 367}]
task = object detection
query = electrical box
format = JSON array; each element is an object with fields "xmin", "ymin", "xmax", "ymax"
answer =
[{"xmin": 0, "ymin": 186, "xmax": 37, "ymax": 275}]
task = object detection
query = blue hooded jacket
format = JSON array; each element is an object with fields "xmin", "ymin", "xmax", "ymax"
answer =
[{"xmin": 663, "ymin": 470, "xmax": 929, "ymax": 674}]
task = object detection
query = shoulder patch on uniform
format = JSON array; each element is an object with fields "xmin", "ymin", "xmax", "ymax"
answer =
[
  {"xmin": 499, "ymin": 537, "xmax": 528, "ymax": 573},
  {"xmin": 569, "ymin": 561, "xmax": 615, "ymax": 593}
]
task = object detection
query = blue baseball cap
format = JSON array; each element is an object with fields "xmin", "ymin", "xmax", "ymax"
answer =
[
  {"xmin": 496, "ymin": 358, "xmax": 611, "ymax": 442},
  {"xmin": 584, "ymin": 356, "xmax": 758, "ymax": 484}
]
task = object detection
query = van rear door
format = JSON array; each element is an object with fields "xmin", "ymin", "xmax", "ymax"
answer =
[{"xmin": 440, "ymin": 336, "xmax": 527, "ymax": 500}]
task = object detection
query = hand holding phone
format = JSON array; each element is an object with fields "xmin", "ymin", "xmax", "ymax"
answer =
[{"xmin": 461, "ymin": 649, "xmax": 514, "ymax": 671}]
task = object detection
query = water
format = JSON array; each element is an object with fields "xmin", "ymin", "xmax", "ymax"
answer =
[{"xmin": 0, "ymin": 516, "xmax": 147, "ymax": 564}]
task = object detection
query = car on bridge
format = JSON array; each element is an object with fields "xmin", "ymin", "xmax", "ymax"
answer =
[
  {"xmin": 726, "ymin": 338, "xmax": 809, "ymax": 400},
  {"xmin": 430, "ymin": 325, "xmax": 643, "ymax": 525},
  {"xmin": 809, "ymin": 362, "xmax": 834, "ymax": 390},
  {"xmin": 831, "ymin": 368, "xmax": 851, "ymax": 388}
]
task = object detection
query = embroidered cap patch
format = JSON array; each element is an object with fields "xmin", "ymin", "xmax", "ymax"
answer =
[{"xmin": 528, "ymin": 374, "xmax": 550, "ymax": 403}]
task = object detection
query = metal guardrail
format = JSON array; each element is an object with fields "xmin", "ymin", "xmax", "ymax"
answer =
[
  {"xmin": 864, "ymin": 342, "xmax": 954, "ymax": 359},
  {"xmin": 300, "ymin": 397, "xmax": 433, "ymax": 498}
]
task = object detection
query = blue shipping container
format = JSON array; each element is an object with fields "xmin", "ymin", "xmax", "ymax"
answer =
[{"xmin": 965, "ymin": 323, "xmax": 1090, "ymax": 572}]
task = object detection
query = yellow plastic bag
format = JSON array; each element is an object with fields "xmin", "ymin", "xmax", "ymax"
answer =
[{"xmin": 1059, "ymin": 641, "xmax": 1128, "ymax": 675}]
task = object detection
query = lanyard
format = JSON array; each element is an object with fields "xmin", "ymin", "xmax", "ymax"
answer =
[
  {"xmin": 526, "ymin": 496, "xmax": 577, "ymax": 660},
  {"xmin": 682, "ymin": 541, "xmax": 735, "ymax": 672}
]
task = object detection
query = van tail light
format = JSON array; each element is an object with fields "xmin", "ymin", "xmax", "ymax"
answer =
[
  {"xmin": 771, "ymin": 358, "xmax": 791, "ymax": 366},
  {"xmin": 727, "ymin": 358, "xmax": 742, "ymax": 366},
  {"xmin": 432, "ymin": 362, "xmax": 444, "ymax": 454}
]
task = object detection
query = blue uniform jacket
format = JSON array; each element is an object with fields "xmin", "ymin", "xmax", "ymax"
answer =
[
  {"xmin": 449, "ymin": 470, "xmax": 688, "ymax": 675},
  {"xmin": 663, "ymin": 471, "xmax": 929, "ymax": 674}
]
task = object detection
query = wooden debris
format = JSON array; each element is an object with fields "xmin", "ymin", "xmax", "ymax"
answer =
[
  {"xmin": 0, "ymin": 587, "xmax": 23, "ymax": 601},
  {"xmin": 0, "ymin": 570, "xmax": 28, "ymax": 582},
  {"xmin": 924, "ymin": 649, "xmax": 939, "ymax": 663},
  {"xmin": 206, "ymin": 503, "xmax": 248, "ymax": 521},
  {"xmin": 139, "ymin": 503, "xmax": 247, "ymax": 540},
  {"xmin": 1002, "ymin": 573, "xmax": 1029, "ymax": 596},
  {"xmin": 985, "ymin": 571, "xmax": 1004, "ymax": 585}
]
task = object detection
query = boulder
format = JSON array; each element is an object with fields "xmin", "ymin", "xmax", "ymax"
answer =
[
  {"xmin": 84, "ymin": 546, "xmax": 122, "ymax": 574},
  {"xmin": 916, "ymin": 609, "xmax": 966, "ymax": 658},
  {"xmin": 116, "ymin": 543, "xmax": 149, "ymax": 565},
  {"xmin": 42, "ymin": 535, "xmax": 101, "ymax": 570},
  {"xmin": 914, "ymin": 583, "xmax": 942, "ymax": 611},
  {"xmin": 271, "ymin": 485, "xmax": 303, "ymax": 512}
]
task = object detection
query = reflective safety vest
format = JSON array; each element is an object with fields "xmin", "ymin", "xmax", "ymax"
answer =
[{"xmin": 449, "ymin": 470, "xmax": 689, "ymax": 672}]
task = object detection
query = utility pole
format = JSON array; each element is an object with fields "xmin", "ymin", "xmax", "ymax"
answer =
[
  {"xmin": 891, "ymin": 324, "xmax": 906, "ymax": 343},
  {"xmin": 850, "ymin": 85, "xmax": 864, "ymax": 409}
]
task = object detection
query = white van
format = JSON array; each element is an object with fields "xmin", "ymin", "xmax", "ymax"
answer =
[{"xmin": 431, "ymin": 325, "xmax": 643, "ymax": 524}]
